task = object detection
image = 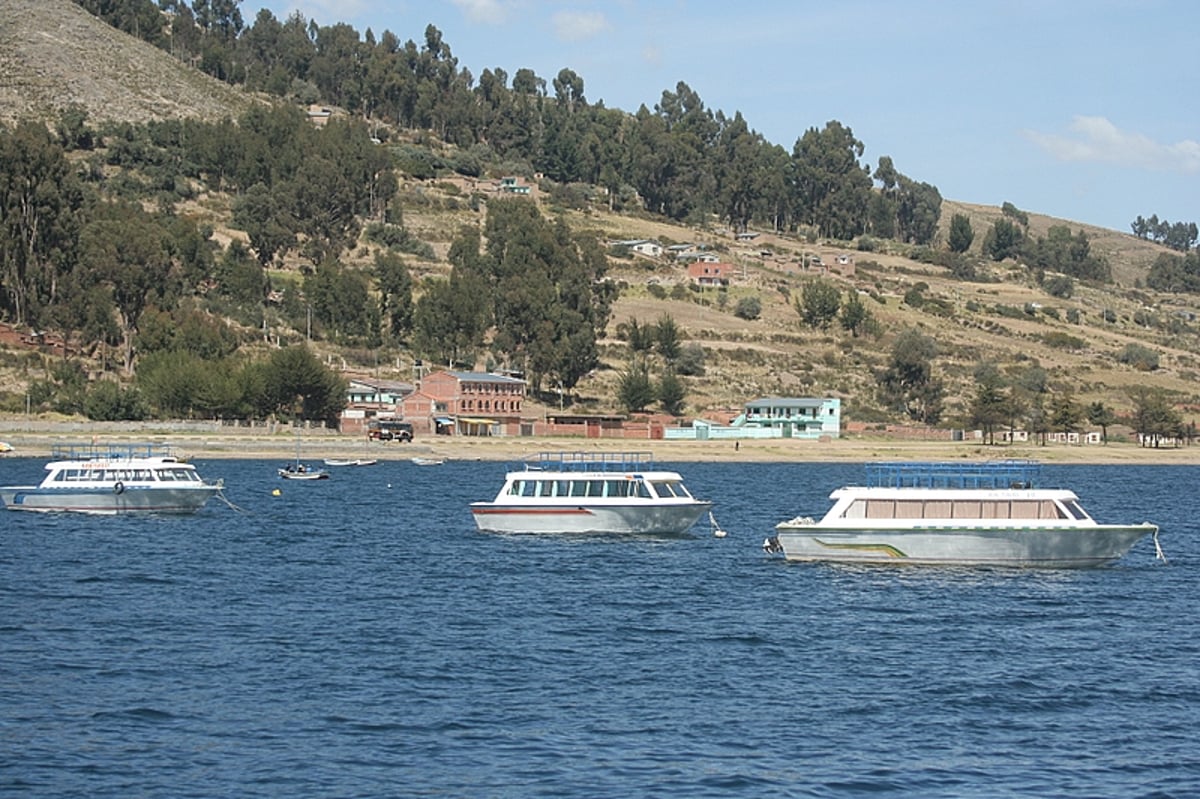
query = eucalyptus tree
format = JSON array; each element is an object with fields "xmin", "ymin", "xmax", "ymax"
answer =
[
  {"xmin": 0, "ymin": 121, "xmax": 83, "ymax": 327},
  {"xmin": 877, "ymin": 328, "xmax": 944, "ymax": 424},
  {"xmin": 791, "ymin": 120, "xmax": 872, "ymax": 240},
  {"xmin": 79, "ymin": 202, "xmax": 171, "ymax": 373},
  {"xmin": 374, "ymin": 251, "xmax": 414, "ymax": 341}
]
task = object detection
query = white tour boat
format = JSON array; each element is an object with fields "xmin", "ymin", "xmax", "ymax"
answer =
[
  {"xmin": 471, "ymin": 451, "xmax": 712, "ymax": 535},
  {"xmin": 0, "ymin": 443, "xmax": 223, "ymax": 515},
  {"xmin": 763, "ymin": 461, "xmax": 1161, "ymax": 568}
]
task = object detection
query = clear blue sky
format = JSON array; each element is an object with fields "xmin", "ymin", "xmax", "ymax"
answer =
[{"xmin": 246, "ymin": 0, "xmax": 1198, "ymax": 233}]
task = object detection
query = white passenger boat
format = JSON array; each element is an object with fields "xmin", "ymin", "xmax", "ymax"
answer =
[
  {"xmin": 764, "ymin": 461, "xmax": 1160, "ymax": 568},
  {"xmin": 471, "ymin": 451, "xmax": 711, "ymax": 535},
  {"xmin": 0, "ymin": 444, "xmax": 222, "ymax": 515}
]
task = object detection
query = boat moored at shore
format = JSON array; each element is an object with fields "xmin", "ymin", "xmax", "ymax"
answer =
[
  {"xmin": 764, "ymin": 460, "xmax": 1161, "ymax": 568},
  {"xmin": 471, "ymin": 451, "xmax": 711, "ymax": 535}
]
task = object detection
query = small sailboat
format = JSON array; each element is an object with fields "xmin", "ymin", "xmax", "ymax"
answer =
[{"xmin": 279, "ymin": 435, "xmax": 329, "ymax": 480}]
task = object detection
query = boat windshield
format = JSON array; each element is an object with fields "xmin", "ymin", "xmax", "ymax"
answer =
[
  {"xmin": 1061, "ymin": 500, "xmax": 1092, "ymax": 520},
  {"xmin": 649, "ymin": 480, "xmax": 692, "ymax": 499}
]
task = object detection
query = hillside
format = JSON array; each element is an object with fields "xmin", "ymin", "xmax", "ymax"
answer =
[
  {"xmin": 1, "ymin": 0, "xmax": 1195, "ymax": 432},
  {"xmin": 0, "ymin": 0, "xmax": 255, "ymax": 125}
]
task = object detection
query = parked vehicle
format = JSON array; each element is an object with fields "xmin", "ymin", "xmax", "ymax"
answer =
[{"xmin": 367, "ymin": 420, "xmax": 414, "ymax": 442}]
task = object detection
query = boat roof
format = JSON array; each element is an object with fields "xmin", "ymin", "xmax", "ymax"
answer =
[
  {"xmin": 45, "ymin": 443, "xmax": 192, "ymax": 468},
  {"xmin": 831, "ymin": 485, "xmax": 1078, "ymax": 501},
  {"xmin": 864, "ymin": 460, "xmax": 1042, "ymax": 489},
  {"xmin": 507, "ymin": 451, "xmax": 684, "ymax": 479}
]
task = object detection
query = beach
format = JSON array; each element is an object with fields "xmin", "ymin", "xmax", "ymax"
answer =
[{"xmin": 1, "ymin": 421, "xmax": 1197, "ymax": 464}]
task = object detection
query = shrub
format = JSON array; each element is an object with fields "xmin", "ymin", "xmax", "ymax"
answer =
[
  {"xmin": 1042, "ymin": 332, "xmax": 1086, "ymax": 350},
  {"xmin": 1117, "ymin": 343, "xmax": 1160, "ymax": 371},
  {"xmin": 734, "ymin": 296, "xmax": 762, "ymax": 320}
]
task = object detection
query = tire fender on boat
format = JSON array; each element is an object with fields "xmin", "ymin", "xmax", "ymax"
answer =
[{"xmin": 113, "ymin": 481, "xmax": 125, "ymax": 495}]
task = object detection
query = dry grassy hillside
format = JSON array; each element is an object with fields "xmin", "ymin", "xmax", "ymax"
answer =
[
  {"xmin": 2, "ymin": 0, "xmax": 1196, "ymax": 429},
  {"xmin": 0, "ymin": 0, "xmax": 256, "ymax": 125}
]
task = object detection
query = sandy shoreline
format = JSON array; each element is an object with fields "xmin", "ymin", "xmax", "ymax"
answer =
[{"xmin": 2, "ymin": 428, "xmax": 1198, "ymax": 464}]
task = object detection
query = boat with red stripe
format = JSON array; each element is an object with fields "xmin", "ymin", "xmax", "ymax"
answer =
[{"xmin": 471, "ymin": 451, "xmax": 711, "ymax": 535}]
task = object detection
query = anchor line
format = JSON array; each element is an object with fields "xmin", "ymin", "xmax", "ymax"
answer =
[{"xmin": 216, "ymin": 489, "xmax": 250, "ymax": 514}]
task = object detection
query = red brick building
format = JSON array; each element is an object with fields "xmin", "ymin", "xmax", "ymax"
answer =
[{"xmin": 416, "ymin": 370, "xmax": 527, "ymax": 436}]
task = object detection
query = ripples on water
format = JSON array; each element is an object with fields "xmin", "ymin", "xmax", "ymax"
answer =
[{"xmin": 2, "ymin": 459, "xmax": 1198, "ymax": 797}]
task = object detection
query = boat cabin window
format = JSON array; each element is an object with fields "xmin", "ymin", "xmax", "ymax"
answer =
[
  {"xmin": 160, "ymin": 468, "xmax": 199, "ymax": 482},
  {"xmin": 847, "ymin": 498, "xmax": 1069, "ymax": 520}
]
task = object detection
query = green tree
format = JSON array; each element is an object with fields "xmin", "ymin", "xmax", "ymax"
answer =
[
  {"xmin": 84, "ymin": 380, "xmax": 146, "ymax": 421},
  {"xmin": 80, "ymin": 203, "xmax": 170, "ymax": 372},
  {"xmin": 877, "ymin": 328, "xmax": 944, "ymax": 424},
  {"xmin": 0, "ymin": 120, "xmax": 83, "ymax": 327},
  {"xmin": 657, "ymin": 370, "xmax": 687, "ymax": 416},
  {"xmin": 983, "ymin": 218, "xmax": 1024, "ymax": 261},
  {"xmin": 655, "ymin": 313, "xmax": 681, "ymax": 363},
  {"xmin": 968, "ymin": 365, "xmax": 1008, "ymax": 445},
  {"xmin": 796, "ymin": 279, "xmax": 841, "ymax": 328},
  {"xmin": 374, "ymin": 251, "xmax": 414, "ymax": 340},
  {"xmin": 1050, "ymin": 391, "xmax": 1084, "ymax": 436},
  {"xmin": 838, "ymin": 290, "xmax": 875, "ymax": 337},
  {"xmin": 792, "ymin": 120, "xmax": 872, "ymax": 239},
  {"xmin": 895, "ymin": 178, "xmax": 942, "ymax": 245},
  {"xmin": 412, "ymin": 272, "xmax": 489, "ymax": 368},
  {"xmin": 617, "ymin": 318, "xmax": 656, "ymax": 353},
  {"xmin": 1087, "ymin": 400, "xmax": 1117, "ymax": 443},
  {"xmin": 262, "ymin": 345, "xmax": 347, "ymax": 425},
  {"xmin": 232, "ymin": 182, "xmax": 295, "ymax": 266},
  {"xmin": 948, "ymin": 213, "xmax": 975, "ymax": 253},
  {"xmin": 1128, "ymin": 387, "xmax": 1182, "ymax": 448},
  {"xmin": 617, "ymin": 359, "xmax": 655, "ymax": 414}
]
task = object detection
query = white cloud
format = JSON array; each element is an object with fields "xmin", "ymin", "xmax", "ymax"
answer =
[
  {"xmin": 552, "ymin": 10, "xmax": 611, "ymax": 42},
  {"xmin": 450, "ymin": 0, "xmax": 510, "ymax": 25},
  {"xmin": 1026, "ymin": 116, "xmax": 1200, "ymax": 174}
]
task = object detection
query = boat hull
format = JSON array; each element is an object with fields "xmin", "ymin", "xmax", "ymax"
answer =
[
  {"xmin": 768, "ymin": 522, "xmax": 1158, "ymax": 568},
  {"xmin": 1, "ymin": 485, "xmax": 220, "ymax": 515},
  {"xmin": 471, "ymin": 500, "xmax": 711, "ymax": 535}
]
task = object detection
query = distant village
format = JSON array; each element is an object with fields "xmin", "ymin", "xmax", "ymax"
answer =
[{"xmin": 338, "ymin": 370, "xmax": 1138, "ymax": 447}]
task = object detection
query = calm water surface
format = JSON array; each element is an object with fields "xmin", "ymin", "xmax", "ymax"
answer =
[{"xmin": 2, "ymin": 459, "xmax": 1197, "ymax": 797}]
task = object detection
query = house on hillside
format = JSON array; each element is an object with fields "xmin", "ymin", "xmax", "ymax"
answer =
[
  {"xmin": 687, "ymin": 262, "xmax": 735, "ymax": 287},
  {"xmin": 497, "ymin": 176, "xmax": 533, "ymax": 196},
  {"xmin": 613, "ymin": 239, "xmax": 664, "ymax": 259}
]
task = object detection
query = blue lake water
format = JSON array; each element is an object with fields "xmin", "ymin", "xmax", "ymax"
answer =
[{"xmin": 2, "ymin": 458, "xmax": 1198, "ymax": 797}]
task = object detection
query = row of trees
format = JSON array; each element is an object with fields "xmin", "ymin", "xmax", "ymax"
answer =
[
  {"xmin": 76, "ymin": 1, "xmax": 942, "ymax": 242},
  {"xmin": 1131, "ymin": 214, "xmax": 1198, "ymax": 252},
  {"xmin": 969, "ymin": 370, "xmax": 1187, "ymax": 448},
  {"xmin": 32, "ymin": 344, "xmax": 347, "ymax": 426},
  {"xmin": 408, "ymin": 198, "xmax": 615, "ymax": 394},
  {"xmin": 1, "ymin": 109, "xmax": 407, "ymax": 366}
]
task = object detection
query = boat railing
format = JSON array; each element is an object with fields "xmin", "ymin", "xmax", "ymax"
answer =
[
  {"xmin": 866, "ymin": 460, "xmax": 1042, "ymax": 489},
  {"xmin": 51, "ymin": 443, "xmax": 177, "ymax": 461},
  {"xmin": 529, "ymin": 451, "xmax": 656, "ymax": 472}
]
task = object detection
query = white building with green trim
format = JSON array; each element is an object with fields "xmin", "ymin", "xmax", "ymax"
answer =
[{"xmin": 664, "ymin": 397, "xmax": 841, "ymax": 441}]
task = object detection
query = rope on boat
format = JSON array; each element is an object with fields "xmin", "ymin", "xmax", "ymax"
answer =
[
  {"xmin": 709, "ymin": 511, "xmax": 728, "ymax": 538},
  {"xmin": 1152, "ymin": 528, "xmax": 1167, "ymax": 563}
]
